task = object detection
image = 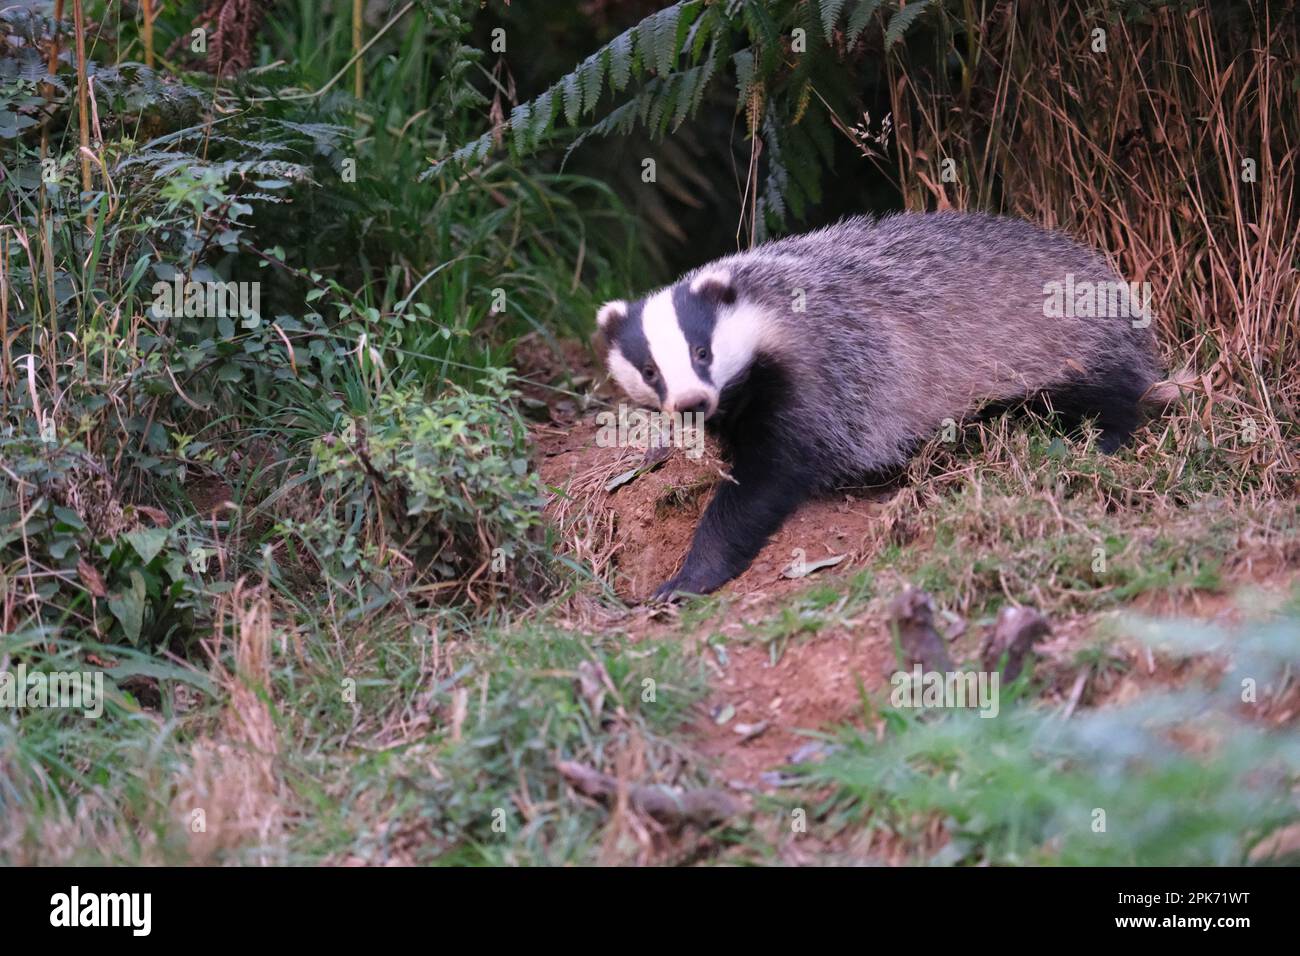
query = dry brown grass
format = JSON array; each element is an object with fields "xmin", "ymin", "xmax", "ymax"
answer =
[
  {"xmin": 884, "ymin": 0, "xmax": 1298, "ymax": 492},
  {"xmin": 174, "ymin": 580, "xmax": 287, "ymax": 864}
]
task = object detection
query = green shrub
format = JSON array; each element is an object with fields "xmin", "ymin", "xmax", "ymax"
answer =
[
  {"xmin": 803, "ymin": 613, "xmax": 1300, "ymax": 865},
  {"xmin": 0, "ymin": 431, "xmax": 204, "ymax": 649},
  {"xmin": 292, "ymin": 369, "xmax": 551, "ymax": 601}
]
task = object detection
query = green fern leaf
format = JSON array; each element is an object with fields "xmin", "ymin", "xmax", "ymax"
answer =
[
  {"xmin": 637, "ymin": 15, "xmax": 659, "ymax": 76},
  {"xmin": 609, "ymin": 30, "xmax": 634, "ymax": 90},
  {"xmin": 654, "ymin": 4, "xmax": 682, "ymax": 76},
  {"xmin": 510, "ymin": 101, "xmax": 532, "ymax": 154},
  {"xmin": 807, "ymin": 110, "xmax": 837, "ymax": 168},
  {"xmin": 531, "ymin": 89, "xmax": 555, "ymax": 144},
  {"xmin": 672, "ymin": 68, "xmax": 698, "ymax": 129},
  {"xmin": 637, "ymin": 90, "xmax": 655, "ymax": 127},
  {"xmin": 651, "ymin": 75, "xmax": 676, "ymax": 135},
  {"xmin": 884, "ymin": 0, "xmax": 931, "ymax": 48},
  {"xmin": 819, "ymin": 0, "xmax": 848, "ymax": 37},
  {"xmin": 847, "ymin": 0, "xmax": 885, "ymax": 46},
  {"xmin": 785, "ymin": 125, "xmax": 823, "ymax": 205},
  {"xmin": 561, "ymin": 72, "xmax": 582, "ymax": 125},
  {"xmin": 578, "ymin": 53, "xmax": 605, "ymax": 114},
  {"xmin": 688, "ymin": 2, "xmax": 717, "ymax": 60},
  {"xmin": 692, "ymin": 45, "xmax": 719, "ymax": 114},
  {"xmin": 743, "ymin": 0, "xmax": 782, "ymax": 72}
]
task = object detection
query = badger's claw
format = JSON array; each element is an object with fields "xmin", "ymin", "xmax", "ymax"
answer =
[
  {"xmin": 650, "ymin": 572, "xmax": 709, "ymax": 603},
  {"xmin": 650, "ymin": 575, "xmax": 689, "ymax": 603}
]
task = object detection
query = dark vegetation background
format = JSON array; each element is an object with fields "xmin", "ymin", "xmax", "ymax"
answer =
[{"xmin": 1, "ymin": 0, "xmax": 1297, "ymax": 864}]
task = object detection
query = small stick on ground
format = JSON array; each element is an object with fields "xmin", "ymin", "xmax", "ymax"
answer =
[
  {"xmin": 557, "ymin": 760, "xmax": 743, "ymax": 830},
  {"xmin": 889, "ymin": 586, "xmax": 954, "ymax": 673},
  {"xmin": 981, "ymin": 605, "xmax": 1051, "ymax": 683}
]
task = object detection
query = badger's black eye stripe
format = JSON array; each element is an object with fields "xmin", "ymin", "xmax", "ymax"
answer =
[{"xmin": 672, "ymin": 284, "xmax": 720, "ymax": 385}]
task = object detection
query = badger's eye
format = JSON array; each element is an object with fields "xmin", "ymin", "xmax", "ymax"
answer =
[
  {"xmin": 642, "ymin": 365, "xmax": 657, "ymax": 382},
  {"xmin": 694, "ymin": 346, "xmax": 709, "ymax": 362}
]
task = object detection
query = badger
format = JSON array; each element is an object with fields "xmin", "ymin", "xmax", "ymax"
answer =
[{"xmin": 595, "ymin": 211, "xmax": 1170, "ymax": 600}]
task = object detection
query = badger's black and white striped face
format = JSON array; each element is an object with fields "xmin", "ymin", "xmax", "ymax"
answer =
[{"xmin": 597, "ymin": 270, "xmax": 765, "ymax": 419}]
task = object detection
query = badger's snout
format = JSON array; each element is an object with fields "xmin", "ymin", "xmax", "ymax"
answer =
[{"xmin": 667, "ymin": 390, "xmax": 716, "ymax": 419}]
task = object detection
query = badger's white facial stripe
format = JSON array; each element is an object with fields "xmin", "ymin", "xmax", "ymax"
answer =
[
  {"xmin": 596, "ymin": 300, "xmax": 627, "ymax": 328},
  {"xmin": 642, "ymin": 288, "xmax": 710, "ymax": 411},
  {"xmin": 607, "ymin": 347, "xmax": 658, "ymax": 407},
  {"xmin": 711, "ymin": 300, "xmax": 774, "ymax": 391}
]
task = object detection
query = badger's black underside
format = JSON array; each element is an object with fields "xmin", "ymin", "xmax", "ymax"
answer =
[
  {"xmin": 978, "ymin": 367, "xmax": 1150, "ymax": 453},
  {"xmin": 652, "ymin": 360, "xmax": 1151, "ymax": 600},
  {"xmin": 653, "ymin": 359, "xmax": 815, "ymax": 599}
]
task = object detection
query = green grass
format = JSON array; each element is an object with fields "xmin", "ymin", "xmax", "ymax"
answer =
[
  {"xmin": 790, "ymin": 609, "xmax": 1300, "ymax": 866},
  {"xmin": 278, "ymin": 615, "xmax": 710, "ymax": 865},
  {"xmin": 734, "ymin": 572, "xmax": 875, "ymax": 665},
  {"xmin": 860, "ymin": 416, "xmax": 1299, "ymax": 618},
  {"xmin": 1, "ymin": 607, "xmax": 713, "ymax": 865},
  {"xmin": 3, "ymin": 0, "xmax": 1297, "ymax": 868}
]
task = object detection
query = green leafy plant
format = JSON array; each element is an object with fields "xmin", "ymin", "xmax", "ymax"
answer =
[
  {"xmin": 0, "ymin": 432, "xmax": 203, "ymax": 648},
  {"xmin": 433, "ymin": 0, "xmax": 940, "ymax": 238},
  {"xmin": 802, "ymin": 613, "xmax": 1300, "ymax": 865},
  {"xmin": 293, "ymin": 369, "xmax": 551, "ymax": 601}
]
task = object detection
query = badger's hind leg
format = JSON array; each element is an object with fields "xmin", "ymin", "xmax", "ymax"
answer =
[{"xmin": 1044, "ymin": 372, "xmax": 1148, "ymax": 453}]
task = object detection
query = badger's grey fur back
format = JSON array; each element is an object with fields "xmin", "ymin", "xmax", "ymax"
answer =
[
  {"xmin": 596, "ymin": 211, "xmax": 1164, "ymax": 599},
  {"xmin": 682, "ymin": 212, "xmax": 1161, "ymax": 482}
]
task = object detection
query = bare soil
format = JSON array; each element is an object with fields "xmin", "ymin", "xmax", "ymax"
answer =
[{"xmin": 534, "ymin": 407, "xmax": 1300, "ymax": 795}]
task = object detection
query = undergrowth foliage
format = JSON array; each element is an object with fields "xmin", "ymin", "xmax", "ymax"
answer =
[
  {"xmin": 804, "ymin": 613, "xmax": 1300, "ymax": 865},
  {"xmin": 301, "ymin": 371, "xmax": 551, "ymax": 603},
  {"xmin": 433, "ymin": 0, "xmax": 943, "ymax": 240},
  {"xmin": 0, "ymin": 2, "xmax": 628, "ymax": 647},
  {"xmin": 1, "ymin": 0, "xmax": 1296, "ymax": 869},
  {"xmin": 0, "ymin": 0, "xmax": 658, "ymax": 866}
]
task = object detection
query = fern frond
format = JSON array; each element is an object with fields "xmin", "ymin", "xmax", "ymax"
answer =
[
  {"xmin": 561, "ymin": 71, "xmax": 582, "ymax": 125},
  {"xmin": 884, "ymin": 0, "xmax": 932, "ymax": 47},
  {"xmin": 819, "ymin": 0, "xmax": 849, "ymax": 37},
  {"xmin": 847, "ymin": 0, "xmax": 886, "ymax": 46},
  {"xmin": 651, "ymin": 4, "xmax": 682, "ymax": 75},
  {"xmin": 608, "ymin": 29, "xmax": 635, "ymax": 91},
  {"xmin": 578, "ymin": 53, "xmax": 605, "ymax": 115}
]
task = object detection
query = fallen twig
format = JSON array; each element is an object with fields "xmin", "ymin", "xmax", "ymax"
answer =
[{"xmin": 557, "ymin": 760, "xmax": 743, "ymax": 829}]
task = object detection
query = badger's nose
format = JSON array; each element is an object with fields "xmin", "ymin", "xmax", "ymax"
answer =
[{"xmin": 670, "ymin": 392, "xmax": 714, "ymax": 417}]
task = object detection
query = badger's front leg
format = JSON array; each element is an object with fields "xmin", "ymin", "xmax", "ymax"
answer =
[{"xmin": 652, "ymin": 437, "xmax": 813, "ymax": 601}]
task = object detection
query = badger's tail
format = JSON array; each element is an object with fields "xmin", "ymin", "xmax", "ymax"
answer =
[{"xmin": 1140, "ymin": 366, "xmax": 1198, "ymax": 407}]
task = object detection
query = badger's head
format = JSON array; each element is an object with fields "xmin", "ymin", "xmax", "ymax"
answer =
[{"xmin": 595, "ymin": 269, "xmax": 764, "ymax": 420}]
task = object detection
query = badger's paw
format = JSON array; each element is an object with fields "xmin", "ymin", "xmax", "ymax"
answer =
[
  {"xmin": 649, "ymin": 569, "xmax": 724, "ymax": 603},
  {"xmin": 650, "ymin": 576, "xmax": 695, "ymax": 603}
]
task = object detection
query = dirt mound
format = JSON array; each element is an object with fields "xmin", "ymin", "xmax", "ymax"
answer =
[
  {"xmin": 535, "ymin": 412, "xmax": 905, "ymax": 786},
  {"xmin": 533, "ymin": 407, "xmax": 1300, "ymax": 792},
  {"xmin": 536, "ymin": 414, "xmax": 892, "ymax": 603}
]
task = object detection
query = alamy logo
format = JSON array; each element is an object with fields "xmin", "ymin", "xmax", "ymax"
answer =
[
  {"xmin": 0, "ymin": 665, "xmax": 104, "ymax": 718},
  {"xmin": 890, "ymin": 665, "xmax": 1000, "ymax": 718},
  {"xmin": 151, "ymin": 275, "xmax": 260, "ymax": 319},
  {"xmin": 595, "ymin": 405, "xmax": 706, "ymax": 459},
  {"xmin": 1042, "ymin": 273, "xmax": 1153, "ymax": 328},
  {"xmin": 49, "ymin": 886, "xmax": 151, "ymax": 936}
]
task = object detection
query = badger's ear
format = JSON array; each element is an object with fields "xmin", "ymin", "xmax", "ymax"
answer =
[
  {"xmin": 689, "ymin": 269, "xmax": 737, "ymax": 306},
  {"xmin": 596, "ymin": 300, "xmax": 627, "ymax": 330}
]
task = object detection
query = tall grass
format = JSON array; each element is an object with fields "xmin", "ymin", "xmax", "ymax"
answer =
[
  {"xmin": 883, "ymin": 0, "xmax": 1298, "ymax": 490},
  {"xmin": 3, "ymin": 0, "xmax": 1296, "ymax": 867},
  {"xmin": 1, "ymin": 1, "xmax": 662, "ymax": 865}
]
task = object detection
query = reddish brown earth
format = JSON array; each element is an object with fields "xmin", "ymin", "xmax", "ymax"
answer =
[
  {"xmin": 534, "ymin": 406, "xmax": 901, "ymax": 786},
  {"xmin": 521, "ymin": 341, "xmax": 1300, "ymax": 795}
]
